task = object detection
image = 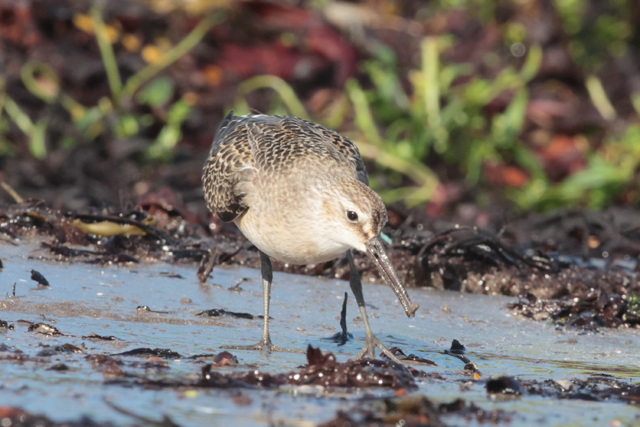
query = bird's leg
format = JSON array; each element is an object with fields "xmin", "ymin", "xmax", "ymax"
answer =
[
  {"xmin": 347, "ymin": 250, "xmax": 403, "ymax": 364},
  {"xmin": 221, "ymin": 251, "xmax": 301, "ymax": 354}
]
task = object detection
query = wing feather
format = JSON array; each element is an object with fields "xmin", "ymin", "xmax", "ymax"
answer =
[{"xmin": 202, "ymin": 112, "xmax": 369, "ymax": 222}]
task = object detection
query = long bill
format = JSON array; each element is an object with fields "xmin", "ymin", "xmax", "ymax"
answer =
[{"xmin": 366, "ymin": 236, "xmax": 419, "ymax": 318}]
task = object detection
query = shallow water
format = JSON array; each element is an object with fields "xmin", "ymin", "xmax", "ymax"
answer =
[{"xmin": 1, "ymin": 243, "xmax": 639, "ymax": 426}]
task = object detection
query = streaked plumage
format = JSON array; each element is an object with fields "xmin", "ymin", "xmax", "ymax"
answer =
[
  {"xmin": 202, "ymin": 112, "xmax": 418, "ymax": 361},
  {"xmin": 203, "ymin": 113, "xmax": 368, "ymax": 219}
]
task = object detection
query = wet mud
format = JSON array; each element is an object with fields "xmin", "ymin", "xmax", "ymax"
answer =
[
  {"xmin": 1, "ymin": 238, "xmax": 639, "ymax": 426},
  {"xmin": 2, "ymin": 201, "xmax": 639, "ymax": 331}
]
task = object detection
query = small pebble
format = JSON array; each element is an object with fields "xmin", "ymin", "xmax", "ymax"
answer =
[{"xmin": 49, "ymin": 362, "xmax": 69, "ymax": 371}]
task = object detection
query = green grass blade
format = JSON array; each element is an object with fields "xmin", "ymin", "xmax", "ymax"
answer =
[
  {"xmin": 3, "ymin": 95, "xmax": 34, "ymax": 136},
  {"xmin": 238, "ymin": 75, "xmax": 309, "ymax": 120},
  {"xmin": 346, "ymin": 79, "xmax": 383, "ymax": 146},
  {"xmin": 91, "ymin": 2, "xmax": 122, "ymax": 106},
  {"xmin": 29, "ymin": 118, "xmax": 48, "ymax": 160},
  {"xmin": 586, "ymin": 75, "xmax": 616, "ymax": 121}
]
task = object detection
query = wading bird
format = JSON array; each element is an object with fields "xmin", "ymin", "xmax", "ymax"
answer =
[{"xmin": 202, "ymin": 112, "xmax": 418, "ymax": 361}]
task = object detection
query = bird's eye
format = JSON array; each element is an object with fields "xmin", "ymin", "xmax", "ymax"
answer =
[{"xmin": 347, "ymin": 211, "xmax": 358, "ymax": 222}]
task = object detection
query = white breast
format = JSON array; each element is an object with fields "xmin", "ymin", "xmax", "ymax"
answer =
[{"xmin": 235, "ymin": 208, "xmax": 350, "ymax": 265}]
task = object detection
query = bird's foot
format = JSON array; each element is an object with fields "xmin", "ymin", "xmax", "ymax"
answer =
[
  {"xmin": 221, "ymin": 338, "xmax": 303, "ymax": 354},
  {"xmin": 356, "ymin": 332, "xmax": 405, "ymax": 364}
]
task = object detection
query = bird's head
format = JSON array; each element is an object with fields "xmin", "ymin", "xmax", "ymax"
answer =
[
  {"xmin": 324, "ymin": 179, "xmax": 387, "ymax": 253},
  {"xmin": 322, "ymin": 179, "xmax": 419, "ymax": 318}
]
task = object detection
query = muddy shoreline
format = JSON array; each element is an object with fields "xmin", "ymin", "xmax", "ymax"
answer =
[
  {"xmin": 2, "ymin": 200, "xmax": 639, "ymax": 331},
  {"xmin": 2, "ymin": 200, "xmax": 640, "ymax": 426},
  {"xmin": 1, "ymin": 237, "xmax": 640, "ymax": 426}
]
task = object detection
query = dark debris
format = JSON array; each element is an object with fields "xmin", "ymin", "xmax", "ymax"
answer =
[
  {"xmin": 508, "ymin": 290, "xmax": 640, "ymax": 330},
  {"xmin": 0, "ymin": 407, "xmax": 116, "ymax": 427},
  {"xmin": 114, "ymin": 348, "xmax": 181, "ymax": 359},
  {"xmin": 197, "ymin": 308, "xmax": 267, "ymax": 320},
  {"xmin": 0, "ymin": 203, "xmax": 217, "ymax": 266},
  {"xmin": 0, "ymin": 319, "xmax": 15, "ymax": 330},
  {"xmin": 323, "ymin": 374, "xmax": 640, "ymax": 427},
  {"xmin": 118, "ymin": 346, "xmax": 416, "ymax": 391},
  {"xmin": 48, "ymin": 362, "xmax": 70, "ymax": 371},
  {"xmin": 439, "ymin": 400, "xmax": 514, "ymax": 424},
  {"xmin": 524, "ymin": 375, "xmax": 640, "ymax": 406},
  {"xmin": 43, "ymin": 242, "xmax": 140, "ymax": 264},
  {"xmin": 449, "ymin": 339, "xmax": 465, "ymax": 354},
  {"xmin": 27, "ymin": 322, "xmax": 62, "ymax": 336},
  {"xmin": 420, "ymin": 226, "xmax": 557, "ymax": 274},
  {"xmin": 443, "ymin": 341, "xmax": 479, "ymax": 374},
  {"xmin": 82, "ymin": 333, "xmax": 122, "ymax": 341},
  {"xmin": 197, "ymin": 246, "xmax": 243, "ymax": 283},
  {"xmin": 486, "ymin": 376, "xmax": 522, "ymax": 397},
  {"xmin": 85, "ymin": 355, "xmax": 132, "ymax": 379},
  {"xmin": 158, "ymin": 272, "xmax": 184, "ymax": 279},
  {"xmin": 136, "ymin": 306, "xmax": 169, "ymax": 315},
  {"xmin": 417, "ymin": 221, "xmax": 640, "ymax": 329},
  {"xmin": 30, "ymin": 269, "xmax": 50, "ymax": 287},
  {"xmin": 185, "ymin": 352, "xmax": 241, "ymax": 367},
  {"xmin": 285, "ymin": 345, "xmax": 416, "ymax": 390},
  {"xmin": 319, "ymin": 394, "xmax": 515, "ymax": 427},
  {"xmin": 36, "ymin": 343, "xmax": 83, "ymax": 356},
  {"xmin": 320, "ymin": 395, "xmax": 445, "ymax": 427},
  {"xmin": 210, "ymin": 351, "xmax": 239, "ymax": 366}
]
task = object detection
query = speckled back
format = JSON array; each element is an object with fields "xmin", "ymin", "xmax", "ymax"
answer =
[{"xmin": 202, "ymin": 112, "xmax": 369, "ymax": 222}]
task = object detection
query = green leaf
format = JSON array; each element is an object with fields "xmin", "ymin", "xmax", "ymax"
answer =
[
  {"xmin": 520, "ymin": 45, "xmax": 542, "ymax": 82},
  {"xmin": 148, "ymin": 124, "xmax": 181, "ymax": 160},
  {"xmin": 20, "ymin": 61, "xmax": 61, "ymax": 103},
  {"xmin": 167, "ymin": 100, "xmax": 192, "ymax": 125},
  {"xmin": 347, "ymin": 79, "xmax": 383, "ymax": 147},
  {"xmin": 157, "ymin": 125, "xmax": 181, "ymax": 148},
  {"xmin": 463, "ymin": 78, "xmax": 492, "ymax": 106},
  {"xmin": 502, "ymin": 88, "xmax": 529, "ymax": 141},
  {"xmin": 562, "ymin": 159, "xmax": 627, "ymax": 190},
  {"xmin": 76, "ymin": 106, "xmax": 105, "ymax": 140},
  {"xmin": 115, "ymin": 114, "xmax": 140, "ymax": 138},
  {"xmin": 136, "ymin": 76, "xmax": 175, "ymax": 108},
  {"xmin": 29, "ymin": 118, "xmax": 48, "ymax": 160}
]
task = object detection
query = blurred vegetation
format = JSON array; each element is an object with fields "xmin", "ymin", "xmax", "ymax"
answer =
[
  {"xmin": 233, "ymin": 0, "xmax": 640, "ymax": 211},
  {"xmin": 1, "ymin": 2, "xmax": 223, "ymax": 162},
  {"xmin": 1, "ymin": 0, "xmax": 639, "ymax": 213},
  {"xmin": 234, "ymin": 38, "xmax": 542, "ymax": 208}
]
